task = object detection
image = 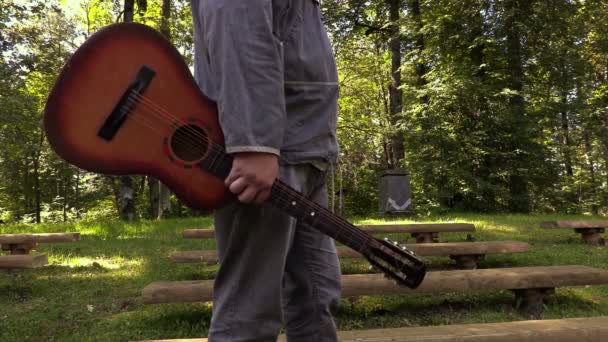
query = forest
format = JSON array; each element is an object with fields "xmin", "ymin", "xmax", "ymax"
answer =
[{"xmin": 1, "ymin": 0, "xmax": 607, "ymax": 224}]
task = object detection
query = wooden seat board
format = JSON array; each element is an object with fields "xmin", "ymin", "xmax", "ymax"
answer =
[
  {"xmin": 139, "ymin": 316, "xmax": 608, "ymax": 342},
  {"xmin": 541, "ymin": 220, "xmax": 608, "ymax": 229},
  {"xmin": 358, "ymin": 223, "xmax": 475, "ymax": 234},
  {"xmin": 0, "ymin": 254, "xmax": 48, "ymax": 269},
  {"xmin": 169, "ymin": 241, "xmax": 529, "ymax": 264},
  {"xmin": 0, "ymin": 232, "xmax": 80, "ymax": 245},
  {"xmin": 141, "ymin": 265, "xmax": 608, "ymax": 304},
  {"xmin": 183, "ymin": 224, "xmax": 475, "ymax": 239}
]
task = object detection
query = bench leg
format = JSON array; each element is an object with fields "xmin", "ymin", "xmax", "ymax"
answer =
[
  {"xmin": 1, "ymin": 243, "xmax": 37, "ymax": 255},
  {"xmin": 575, "ymin": 228, "xmax": 605, "ymax": 245},
  {"xmin": 411, "ymin": 232, "xmax": 437, "ymax": 243},
  {"xmin": 512, "ymin": 288, "xmax": 555, "ymax": 318},
  {"xmin": 450, "ymin": 254, "xmax": 485, "ymax": 269}
]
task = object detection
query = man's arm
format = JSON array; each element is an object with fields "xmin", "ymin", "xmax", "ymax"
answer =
[{"xmin": 199, "ymin": 0, "xmax": 284, "ymax": 204}]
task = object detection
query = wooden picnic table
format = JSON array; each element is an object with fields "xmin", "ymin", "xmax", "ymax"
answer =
[
  {"xmin": 0, "ymin": 232, "xmax": 80, "ymax": 254},
  {"xmin": 0, "ymin": 232, "xmax": 80, "ymax": 269}
]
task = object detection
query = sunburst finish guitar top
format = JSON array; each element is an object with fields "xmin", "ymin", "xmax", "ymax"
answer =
[{"xmin": 45, "ymin": 23, "xmax": 229, "ymax": 210}]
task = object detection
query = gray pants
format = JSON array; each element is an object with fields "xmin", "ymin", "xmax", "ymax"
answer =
[{"xmin": 209, "ymin": 164, "xmax": 342, "ymax": 342}]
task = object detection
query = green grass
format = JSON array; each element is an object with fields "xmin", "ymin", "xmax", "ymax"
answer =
[{"xmin": 0, "ymin": 213, "xmax": 607, "ymax": 341}]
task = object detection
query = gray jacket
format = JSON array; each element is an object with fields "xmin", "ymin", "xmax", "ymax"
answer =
[{"xmin": 190, "ymin": 0, "xmax": 338, "ymax": 165}]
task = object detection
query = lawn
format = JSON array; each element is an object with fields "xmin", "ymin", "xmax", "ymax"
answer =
[{"xmin": 1, "ymin": 213, "xmax": 607, "ymax": 341}]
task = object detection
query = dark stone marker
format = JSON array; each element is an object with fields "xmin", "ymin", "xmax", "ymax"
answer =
[{"xmin": 378, "ymin": 169, "xmax": 412, "ymax": 215}]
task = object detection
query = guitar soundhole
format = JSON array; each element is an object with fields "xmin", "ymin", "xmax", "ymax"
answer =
[{"xmin": 170, "ymin": 124, "xmax": 208, "ymax": 162}]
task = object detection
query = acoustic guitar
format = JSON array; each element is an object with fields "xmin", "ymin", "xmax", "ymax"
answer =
[{"xmin": 44, "ymin": 23, "xmax": 426, "ymax": 288}]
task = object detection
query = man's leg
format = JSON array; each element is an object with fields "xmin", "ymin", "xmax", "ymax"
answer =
[
  {"xmin": 282, "ymin": 166, "xmax": 342, "ymax": 342},
  {"xmin": 210, "ymin": 164, "xmax": 314, "ymax": 342}
]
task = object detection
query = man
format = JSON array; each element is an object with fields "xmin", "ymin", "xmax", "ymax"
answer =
[{"xmin": 190, "ymin": 0, "xmax": 341, "ymax": 341}]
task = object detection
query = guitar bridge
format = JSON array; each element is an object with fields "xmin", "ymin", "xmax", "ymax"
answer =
[{"xmin": 97, "ymin": 65, "xmax": 156, "ymax": 141}]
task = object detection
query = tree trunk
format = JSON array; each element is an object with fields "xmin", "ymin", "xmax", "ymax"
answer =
[
  {"xmin": 107, "ymin": 176, "xmax": 121, "ymax": 214},
  {"xmin": 117, "ymin": 0, "xmax": 137, "ymax": 221},
  {"xmin": 469, "ymin": 2, "xmax": 496, "ymax": 209},
  {"xmin": 583, "ymin": 131, "xmax": 599, "ymax": 215},
  {"xmin": 387, "ymin": 0, "xmax": 404, "ymax": 168},
  {"xmin": 600, "ymin": 137, "xmax": 608, "ymax": 188},
  {"xmin": 33, "ymin": 156, "xmax": 41, "ymax": 224},
  {"xmin": 119, "ymin": 176, "xmax": 136, "ymax": 221},
  {"xmin": 409, "ymin": 0, "xmax": 427, "ymax": 102},
  {"xmin": 75, "ymin": 169, "xmax": 80, "ymax": 219},
  {"xmin": 32, "ymin": 131, "xmax": 45, "ymax": 224},
  {"xmin": 158, "ymin": 183, "xmax": 171, "ymax": 218},
  {"xmin": 560, "ymin": 95, "xmax": 574, "ymax": 177},
  {"xmin": 124, "ymin": 0, "xmax": 134, "ymax": 23},
  {"xmin": 470, "ymin": 2, "xmax": 486, "ymax": 78},
  {"xmin": 160, "ymin": 0, "xmax": 171, "ymax": 40},
  {"xmin": 63, "ymin": 175, "xmax": 68, "ymax": 222},
  {"xmin": 148, "ymin": 177, "xmax": 160, "ymax": 218},
  {"xmin": 504, "ymin": 0, "xmax": 530, "ymax": 213},
  {"xmin": 145, "ymin": 0, "xmax": 175, "ymax": 220}
]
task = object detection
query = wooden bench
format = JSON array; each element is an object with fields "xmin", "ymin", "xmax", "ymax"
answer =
[
  {"xmin": 141, "ymin": 265, "xmax": 608, "ymax": 316},
  {"xmin": 0, "ymin": 254, "xmax": 48, "ymax": 269},
  {"xmin": 0, "ymin": 233, "xmax": 80, "ymax": 270},
  {"xmin": 183, "ymin": 223, "xmax": 475, "ymax": 243},
  {"xmin": 169, "ymin": 241, "xmax": 529, "ymax": 269},
  {"xmin": 0, "ymin": 232, "xmax": 81, "ymax": 255},
  {"xmin": 139, "ymin": 316, "xmax": 608, "ymax": 342},
  {"xmin": 541, "ymin": 221, "xmax": 608, "ymax": 245}
]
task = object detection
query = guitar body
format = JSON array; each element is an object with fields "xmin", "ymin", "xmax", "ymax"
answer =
[{"xmin": 45, "ymin": 23, "xmax": 229, "ymax": 210}]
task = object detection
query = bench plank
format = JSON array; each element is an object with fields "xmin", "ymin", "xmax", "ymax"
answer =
[
  {"xmin": 541, "ymin": 220, "xmax": 608, "ymax": 229},
  {"xmin": 0, "ymin": 233, "xmax": 80, "ymax": 244},
  {"xmin": 141, "ymin": 265, "xmax": 608, "ymax": 304},
  {"xmin": 139, "ymin": 317, "xmax": 608, "ymax": 342},
  {"xmin": 169, "ymin": 241, "xmax": 529, "ymax": 264},
  {"xmin": 358, "ymin": 223, "xmax": 475, "ymax": 234},
  {"xmin": 183, "ymin": 224, "xmax": 475, "ymax": 239},
  {"xmin": 0, "ymin": 254, "xmax": 48, "ymax": 269}
]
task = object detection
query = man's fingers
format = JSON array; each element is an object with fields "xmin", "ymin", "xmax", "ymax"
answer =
[
  {"xmin": 224, "ymin": 166, "xmax": 241, "ymax": 187},
  {"xmin": 238, "ymin": 186, "xmax": 258, "ymax": 203},
  {"xmin": 253, "ymin": 188, "xmax": 271, "ymax": 205},
  {"xmin": 228, "ymin": 177, "xmax": 247, "ymax": 195}
]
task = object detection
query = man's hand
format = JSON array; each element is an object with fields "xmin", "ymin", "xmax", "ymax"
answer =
[{"xmin": 225, "ymin": 152, "xmax": 279, "ymax": 204}]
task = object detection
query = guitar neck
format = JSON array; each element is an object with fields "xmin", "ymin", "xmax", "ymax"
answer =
[
  {"xmin": 268, "ymin": 180, "xmax": 375, "ymax": 255},
  {"xmin": 198, "ymin": 148, "xmax": 376, "ymax": 256}
]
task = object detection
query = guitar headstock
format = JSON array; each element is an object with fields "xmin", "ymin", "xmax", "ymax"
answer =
[{"xmin": 366, "ymin": 237, "xmax": 426, "ymax": 289}]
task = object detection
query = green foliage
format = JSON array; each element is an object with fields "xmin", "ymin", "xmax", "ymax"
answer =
[
  {"xmin": 324, "ymin": 0, "xmax": 608, "ymax": 215},
  {"xmin": 1, "ymin": 0, "xmax": 608, "ymax": 221}
]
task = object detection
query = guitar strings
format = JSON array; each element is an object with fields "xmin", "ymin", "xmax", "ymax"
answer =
[{"xmin": 118, "ymin": 92, "xmax": 392, "ymax": 252}]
